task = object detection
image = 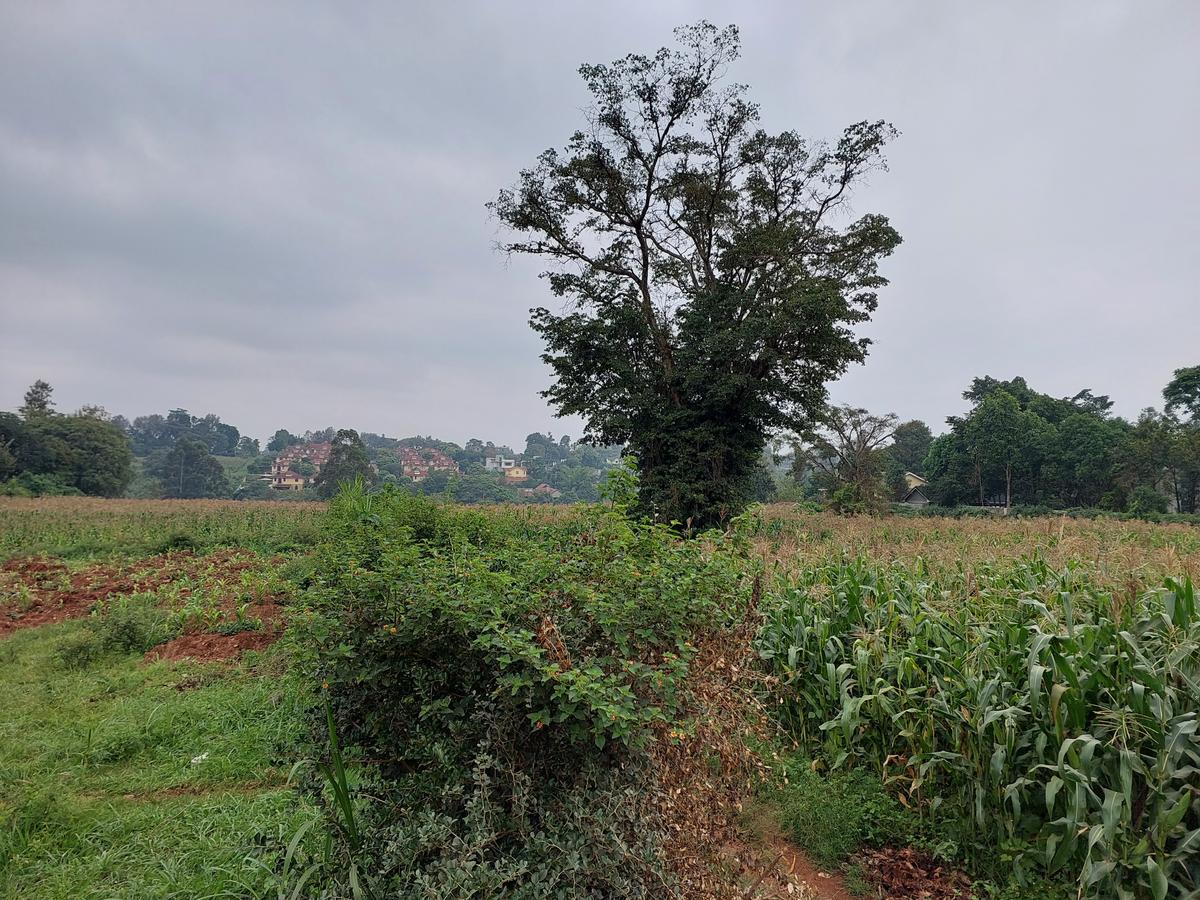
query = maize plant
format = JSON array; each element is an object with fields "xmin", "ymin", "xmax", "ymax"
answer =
[{"xmin": 758, "ymin": 557, "xmax": 1200, "ymax": 898}]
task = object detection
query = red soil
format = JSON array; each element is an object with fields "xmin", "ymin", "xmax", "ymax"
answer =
[
  {"xmin": 1, "ymin": 550, "xmax": 286, "ymax": 662},
  {"xmin": 145, "ymin": 626, "xmax": 282, "ymax": 663}
]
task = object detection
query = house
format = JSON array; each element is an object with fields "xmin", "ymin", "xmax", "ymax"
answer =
[
  {"xmin": 395, "ymin": 446, "xmax": 459, "ymax": 482},
  {"xmin": 272, "ymin": 470, "xmax": 309, "ymax": 491},
  {"xmin": 483, "ymin": 455, "xmax": 527, "ymax": 480},
  {"xmin": 520, "ymin": 483, "xmax": 561, "ymax": 499},
  {"xmin": 900, "ymin": 472, "xmax": 931, "ymax": 507},
  {"xmin": 269, "ymin": 441, "xmax": 333, "ymax": 490}
]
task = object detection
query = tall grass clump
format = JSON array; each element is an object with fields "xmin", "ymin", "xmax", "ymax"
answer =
[
  {"xmin": 757, "ymin": 556, "xmax": 1200, "ymax": 898},
  {"xmin": 290, "ymin": 483, "xmax": 755, "ymax": 896}
]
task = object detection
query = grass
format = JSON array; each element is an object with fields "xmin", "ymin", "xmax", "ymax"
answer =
[
  {"xmin": 0, "ymin": 620, "xmax": 315, "ymax": 899},
  {"xmin": 0, "ymin": 497, "xmax": 325, "ymax": 561},
  {"xmin": 3, "ymin": 495, "xmax": 1199, "ymax": 897}
]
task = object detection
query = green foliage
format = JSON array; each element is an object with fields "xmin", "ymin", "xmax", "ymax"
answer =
[
  {"xmin": 757, "ymin": 559, "xmax": 1200, "ymax": 897},
  {"xmin": 1164, "ymin": 365, "xmax": 1200, "ymax": 423},
  {"xmin": 1128, "ymin": 485, "xmax": 1170, "ymax": 516},
  {"xmin": 147, "ymin": 437, "xmax": 230, "ymax": 499},
  {"xmin": 0, "ymin": 403, "xmax": 133, "ymax": 497},
  {"xmin": 885, "ymin": 419, "xmax": 933, "ymax": 491},
  {"xmin": 292, "ymin": 483, "xmax": 754, "ymax": 894},
  {"xmin": 20, "ymin": 379, "xmax": 55, "ymax": 418},
  {"xmin": 126, "ymin": 408, "xmax": 241, "ymax": 456},
  {"xmin": 57, "ymin": 594, "xmax": 176, "ymax": 668},
  {"xmin": 775, "ymin": 762, "xmax": 911, "ymax": 868},
  {"xmin": 313, "ymin": 429, "xmax": 375, "ymax": 499},
  {"xmin": 927, "ymin": 377, "xmax": 1132, "ymax": 509},
  {"xmin": 491, "ymin": 22, "xmax": 900, "ymax": 528}
]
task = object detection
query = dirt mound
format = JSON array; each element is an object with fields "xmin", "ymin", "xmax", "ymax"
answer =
[
  {"xmin": 1, "ymin": 551, "xmax": 286, "ymax": 660},
  {"xmin": 145, "ymin": 626, "xmax": 282, "ymax": 663}
]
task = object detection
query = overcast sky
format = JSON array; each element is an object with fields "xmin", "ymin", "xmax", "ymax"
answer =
[{"xmin": 2, "ymin": 2, "xmax": 1197, "ymax": 448}]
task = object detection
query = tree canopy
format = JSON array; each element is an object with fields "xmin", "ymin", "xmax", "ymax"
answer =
[
  {"xmin": 147, "ymin": 438, "xmax": 230, "ymax": 499},
  {"xmin": 314, "ymin": 429, "xmax": 376, "ymax": 499},
  {"xmin": 1165, "ymin": 366, "xmax": 1200, "ymax": 423},
  {"xmin": 492, "ymin": 22, "xmax": 900, "ymax": 527},
  {"xmin": 1, "ymin": 382, "xmax": 132, "ymax": 497}
]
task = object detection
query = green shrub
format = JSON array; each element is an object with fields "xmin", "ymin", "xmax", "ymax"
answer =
[
  {"xmin": 776, "ymin": 762, "xmax": 910, "ymax": 868},
  {"xmin": 153, "ymin": 531, "xmax": 199, "ymax": 553},
  {"xmin": 292, "ymin": 483, "xmax": 754, "ymax": 895},
  {"xmin": 1128, "ymin": 485, "xmax": 1170, "ymax": 516},
  {"xmin": 58, "ymin": 594, "xmax": 175, "ymax": 668}
]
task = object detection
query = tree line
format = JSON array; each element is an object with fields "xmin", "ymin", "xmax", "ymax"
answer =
[
  {"xmin": 793, "ymin": 367, "xmax": 1200, "ymax": 516},
  {"xmin": 0, "ymin": 381, "xmax": 623, "ymax": 503}
]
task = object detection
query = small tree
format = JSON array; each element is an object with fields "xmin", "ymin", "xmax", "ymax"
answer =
[
  {"xmin": 20, "ymin": 380, "xmax": 55, "ymax": 419},
  {"xmin": 314, "ymin": 429, "xmax": 376, "ymax": 499},
  {"xmin": 492, "ymin": 22, "xmax": 900, "ymax": 528},
  {"xmin": 798, "ymin": 406, "xmax": 897, "ymax": 513}
]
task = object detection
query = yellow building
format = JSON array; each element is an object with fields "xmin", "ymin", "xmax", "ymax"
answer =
[
  {"xmin": 272, "ymin": 471, "xmax": 308, "ymax": 491},
  {"xmin": 505, "ymin": 465, "xmax": 528, "ymax": 481}
]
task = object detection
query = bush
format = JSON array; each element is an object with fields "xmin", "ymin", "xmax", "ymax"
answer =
[
  {"xmin": 292, "ymin": 483, "xmax": 754, "ymax": 895},
  {"xmin": 58, "ymin": 594, "xmax": 176, "ymax": 668},
  {"xmin": 1128, "ymin": 485, "xmax": 1170, "ymax": 516}
]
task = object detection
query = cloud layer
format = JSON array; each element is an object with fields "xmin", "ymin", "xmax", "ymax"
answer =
[{"xmin": 2, "ymin": 2, "xmax": 1197, "ymax": 445}]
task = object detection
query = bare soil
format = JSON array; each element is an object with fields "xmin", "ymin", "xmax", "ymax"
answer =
[{"xmin": 1, "ymin": 550, "xmax": 286, "ymax": 662}]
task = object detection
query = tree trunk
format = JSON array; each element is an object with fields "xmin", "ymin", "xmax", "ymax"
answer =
[{"xmin": 1006, "ymin": 463, "xmax": 1012, "ymax": 509}]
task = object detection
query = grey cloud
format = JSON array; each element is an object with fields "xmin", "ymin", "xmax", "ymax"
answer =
[{"xmin": 2, "ymin": 1, "xmax": 1197, "ymax": 447}]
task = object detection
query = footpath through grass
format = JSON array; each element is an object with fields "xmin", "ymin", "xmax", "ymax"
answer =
[{"xmin": 0, "ymin": 619, "xmax": 314, "ymax": 899}]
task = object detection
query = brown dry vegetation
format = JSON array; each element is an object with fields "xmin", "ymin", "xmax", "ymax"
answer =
[{"xmin": 748, "ymin": 504, "xmax": 1200, "ymax": 587}]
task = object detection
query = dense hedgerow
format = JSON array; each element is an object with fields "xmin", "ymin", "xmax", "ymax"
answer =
[
  {"xmin": 757, "ymin": 557, "xmax": 1200, "ymax": 898},
  {"xmin": 292, "ymin": 483, "xmax": 755, "ymax": 896}
]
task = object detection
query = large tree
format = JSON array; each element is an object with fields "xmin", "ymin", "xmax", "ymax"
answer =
[
  {"xmin": 148, "ymin": 438, "xmax": 230, "ymax": 499},
  {"xmin": 491, "ymin": 22, "xmax": 900, "ymax": 527},
  {"xmin": 966, "ymin": 391, "xmax": 1039, "ymax": 508},
  {"xmin": 32, "ymin": 415, "xmax": 133, "ymax": 497}
]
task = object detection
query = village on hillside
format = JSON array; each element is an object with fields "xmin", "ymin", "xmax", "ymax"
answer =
[{"xmin": 228, "ymin": 428, "xmax": 624, "ymax": 504}]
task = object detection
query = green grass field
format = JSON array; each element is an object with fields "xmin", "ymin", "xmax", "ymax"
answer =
[
  {"xmin": 2, "ymin": 496, "xmax": 1198, "ymax": 899},
  {"xmin": 0, "ymin": 622, "xmax": 313, "ymax": 899}
]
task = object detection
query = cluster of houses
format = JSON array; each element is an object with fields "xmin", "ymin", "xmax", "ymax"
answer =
[
  {"xmin": 268, "ymin": 441, "xmax": 332, "ymax": 490},
  {"xmin": 396, "ymin": 446, "xmax": 459, "ymax": 482},
  {"xmin": 263, "ymin": 443, "xmax": 561, "ymax": 498}
]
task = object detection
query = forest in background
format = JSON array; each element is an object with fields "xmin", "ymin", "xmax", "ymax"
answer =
[{"xmin": 3, "ymin": 365, "xmax": 1199, "ymax": 521}]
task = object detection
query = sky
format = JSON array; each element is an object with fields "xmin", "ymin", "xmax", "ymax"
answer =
[{"xmin": 2, "ymin": 1, "xmax": 1197, "ymax": 448}]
